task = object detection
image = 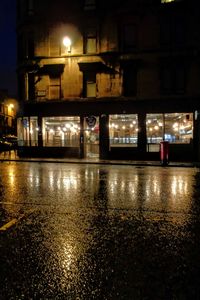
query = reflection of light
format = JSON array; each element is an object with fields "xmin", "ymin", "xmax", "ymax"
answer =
[
  {"xmin": 50, "ymin": 129, "xmax": 54, "ymax": 134},
  {"xmin": 62, "ymin": 242, "xmax": 73, "ymax": 271},
  {"xmin": 9, "ymin": 170, "xmax": 15, "ymax": 185},
  {"xmin": 154, "ymin": 125, "xmax": 159, "ymax": 130},
  {"xmin": 122, "ymin": 125, "xmax": 125, "ymax": 129}
]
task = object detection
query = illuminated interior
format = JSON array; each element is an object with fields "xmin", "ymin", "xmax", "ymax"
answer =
[
  {"xmin": 17, "ymin": 113, "xmax": 193, "ymax": 150},
  {"xmin": 43, "ymin": 117, "xmax": 80, "ymax": 147},
  {"xmin": 109, "ymin": 114, "xmax": 138, "ymax": 147},
  {"xmin": 146, "ymin": 113, "xmax": 193, "ymax": 144}
]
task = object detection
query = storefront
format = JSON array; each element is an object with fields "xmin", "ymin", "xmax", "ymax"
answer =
[{"xmin": 17, "ymin": 101, "xmax": 194, "ymax": 162}]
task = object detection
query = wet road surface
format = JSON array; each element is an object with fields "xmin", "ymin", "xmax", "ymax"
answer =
[{"xmin": 0, "ymin": 162, "xmax": 200, "ymax": 299}]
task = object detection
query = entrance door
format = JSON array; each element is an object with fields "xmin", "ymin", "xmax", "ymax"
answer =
[{"xmin": 84, "ymin": 116, "xmax": 99, "ymax": 158}]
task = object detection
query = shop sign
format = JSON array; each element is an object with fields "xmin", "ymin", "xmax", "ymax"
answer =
[{"xmin": 86, "ymin": 116, "xmax": 96, "ymax": 128}]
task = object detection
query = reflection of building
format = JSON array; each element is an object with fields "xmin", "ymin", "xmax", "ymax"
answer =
[
  {"xmin": 0, "ymin": 90, "xmax": 17, "ymax": 137},
  {"xmin": 16, "ymin": 0, "xmax": 200, "ymax": 161}
]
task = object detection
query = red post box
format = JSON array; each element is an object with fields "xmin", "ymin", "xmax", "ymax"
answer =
[{"xmin": 160, "ymin": 141, "xmax": 169, "ymax": 166}]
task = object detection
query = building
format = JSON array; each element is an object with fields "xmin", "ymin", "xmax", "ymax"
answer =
[
  {"xmin": 16, "ymin": 0, "xmax": 200, "ymax": 161},
  {"xmin": 0, "ymin": 90, "xmax": 17, "ymax": 138}
]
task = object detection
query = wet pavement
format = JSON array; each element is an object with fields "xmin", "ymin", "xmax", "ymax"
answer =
[
  {"xmin": 0, "ymin": 161, "xmax": 200, "ymax": 299},
  {"xmin": 0, "ymin": 150, "xmax": 195, "ymax": 167}
]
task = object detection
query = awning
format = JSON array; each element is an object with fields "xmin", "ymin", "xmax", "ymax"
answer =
[
  {"xmin": 78, "ymin": 61, "xmax": 114, "ymax": 73},
  {"xmin": 37, "ymin": 64, "xmax": 65, "ymax": 76}
]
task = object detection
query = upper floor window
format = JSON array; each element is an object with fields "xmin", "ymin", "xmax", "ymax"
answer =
[
  {"xmin": 121, "ymin": 24, "xmax": 137, "ymax": 52},
  {"xmin": 83, "ymin": 72, "xmax": 96, "ymax": 98},
  {"xmin": 49, "ymin": 76, "xmax": 61, "ymax": 100},
  {"xmin": 27, "ymin": 32, "xmax": 35, "ymax": 58},
  {"xmin": 160, "ymin": 62, "xmax": 185, "ymax": 94},
  {"xmin": 160, "ymin": 14, "xmax": 185, "ymax": 46},
  {"xmin": 84, "ymin": 27, "xmax": 97, "ymax": 54},
  {"xmin": 17, "ymin": 32, "xmax": 34, "ymax": 60},
  {"xmin": 28, "ymin": 0, "xmax": 34, "ymax": 15},
  {"xmin": 49, "ymin": 35, "xmax": 60, "ymax": 57},
  {"xmin": 17, "ymin": 0, "xmax": 34, "ymax": 20},
  {"xmin": 84, "ymin": 0, "xmax": 96, "ymax": 10},
  {"xmin": 123, "ymin": 63, "xmax": 137, "ymax": 97}
]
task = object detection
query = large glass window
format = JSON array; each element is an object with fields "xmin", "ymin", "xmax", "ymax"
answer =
[
  {"xmin": 17, "ymin": 117, "xmax": 38, "ymax": 146},
  {"xmin": 165, "ymin": 113, "xmax": 193, "ymax": 143},
  {"xmin": 109, "ymin": 114, "xmax": 138, "ymax": 147},
  {"xmin": 146, "ymin": 113, "xmax": 193, "ymax": 151},
  {"xmin": 43, "ymin": 117, "xmax": 80, "ymax": 147}
]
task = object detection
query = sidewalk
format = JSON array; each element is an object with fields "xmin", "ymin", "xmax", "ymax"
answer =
[{"xmin": 0, "ymin": 150, "xmax": 196, "ymax": 168}]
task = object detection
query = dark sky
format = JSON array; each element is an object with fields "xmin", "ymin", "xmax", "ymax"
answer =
[{"xmin": 0, "ymin": 0, "xmax": 17, "ymax": 97}]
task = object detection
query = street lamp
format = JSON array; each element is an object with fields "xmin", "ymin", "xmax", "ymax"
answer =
[{"xmin": 63, "ymin": 36, "xmax": 71, "ymax": 53}]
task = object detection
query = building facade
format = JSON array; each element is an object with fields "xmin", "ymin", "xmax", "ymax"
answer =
[
  {"xmin": 0, "ymin": 90, "xmax": 17, "ymax": 138},
  {"xmin": 16, "ymin": 0, "xmax": 200, "ymax": 161}
]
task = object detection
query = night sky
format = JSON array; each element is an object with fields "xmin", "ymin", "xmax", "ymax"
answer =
[{"xmin": 0, "ymin": 0, "xmax": 17, "ymax": 97}]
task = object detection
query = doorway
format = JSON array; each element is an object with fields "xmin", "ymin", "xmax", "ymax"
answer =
[{"xmin": 84, "ymin": 116, "xmax": 99, "ymax": 158}]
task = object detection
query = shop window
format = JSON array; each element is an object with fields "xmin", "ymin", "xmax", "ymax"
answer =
[
  {"xmin": 17, "ymin": 117, "xmax": 38, "ymax": 146},
  {"xmin": 146, "ymin": 113, "xmax": 193, "ymax": 152},
  {"xmin": 43, "ymin": 116, "xmax": 80, "ymax": 147},
  {"xmin": 109, "ymin": 114, "xmax": 138, "ymax": 147},
  {"xmin": 123, "ymin": 64, "xmax": 137, "ymax": 96},
  {"xmin": 164, "ymin": 113, "xmax": 193, "ymax": 143},
  {"xmin": 29, "ymin": 117, "xmax": 38, "ymax": 146},
  {"xmin": 146, "ymin": 114, "xmax": 164, "ymax": 152}
]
